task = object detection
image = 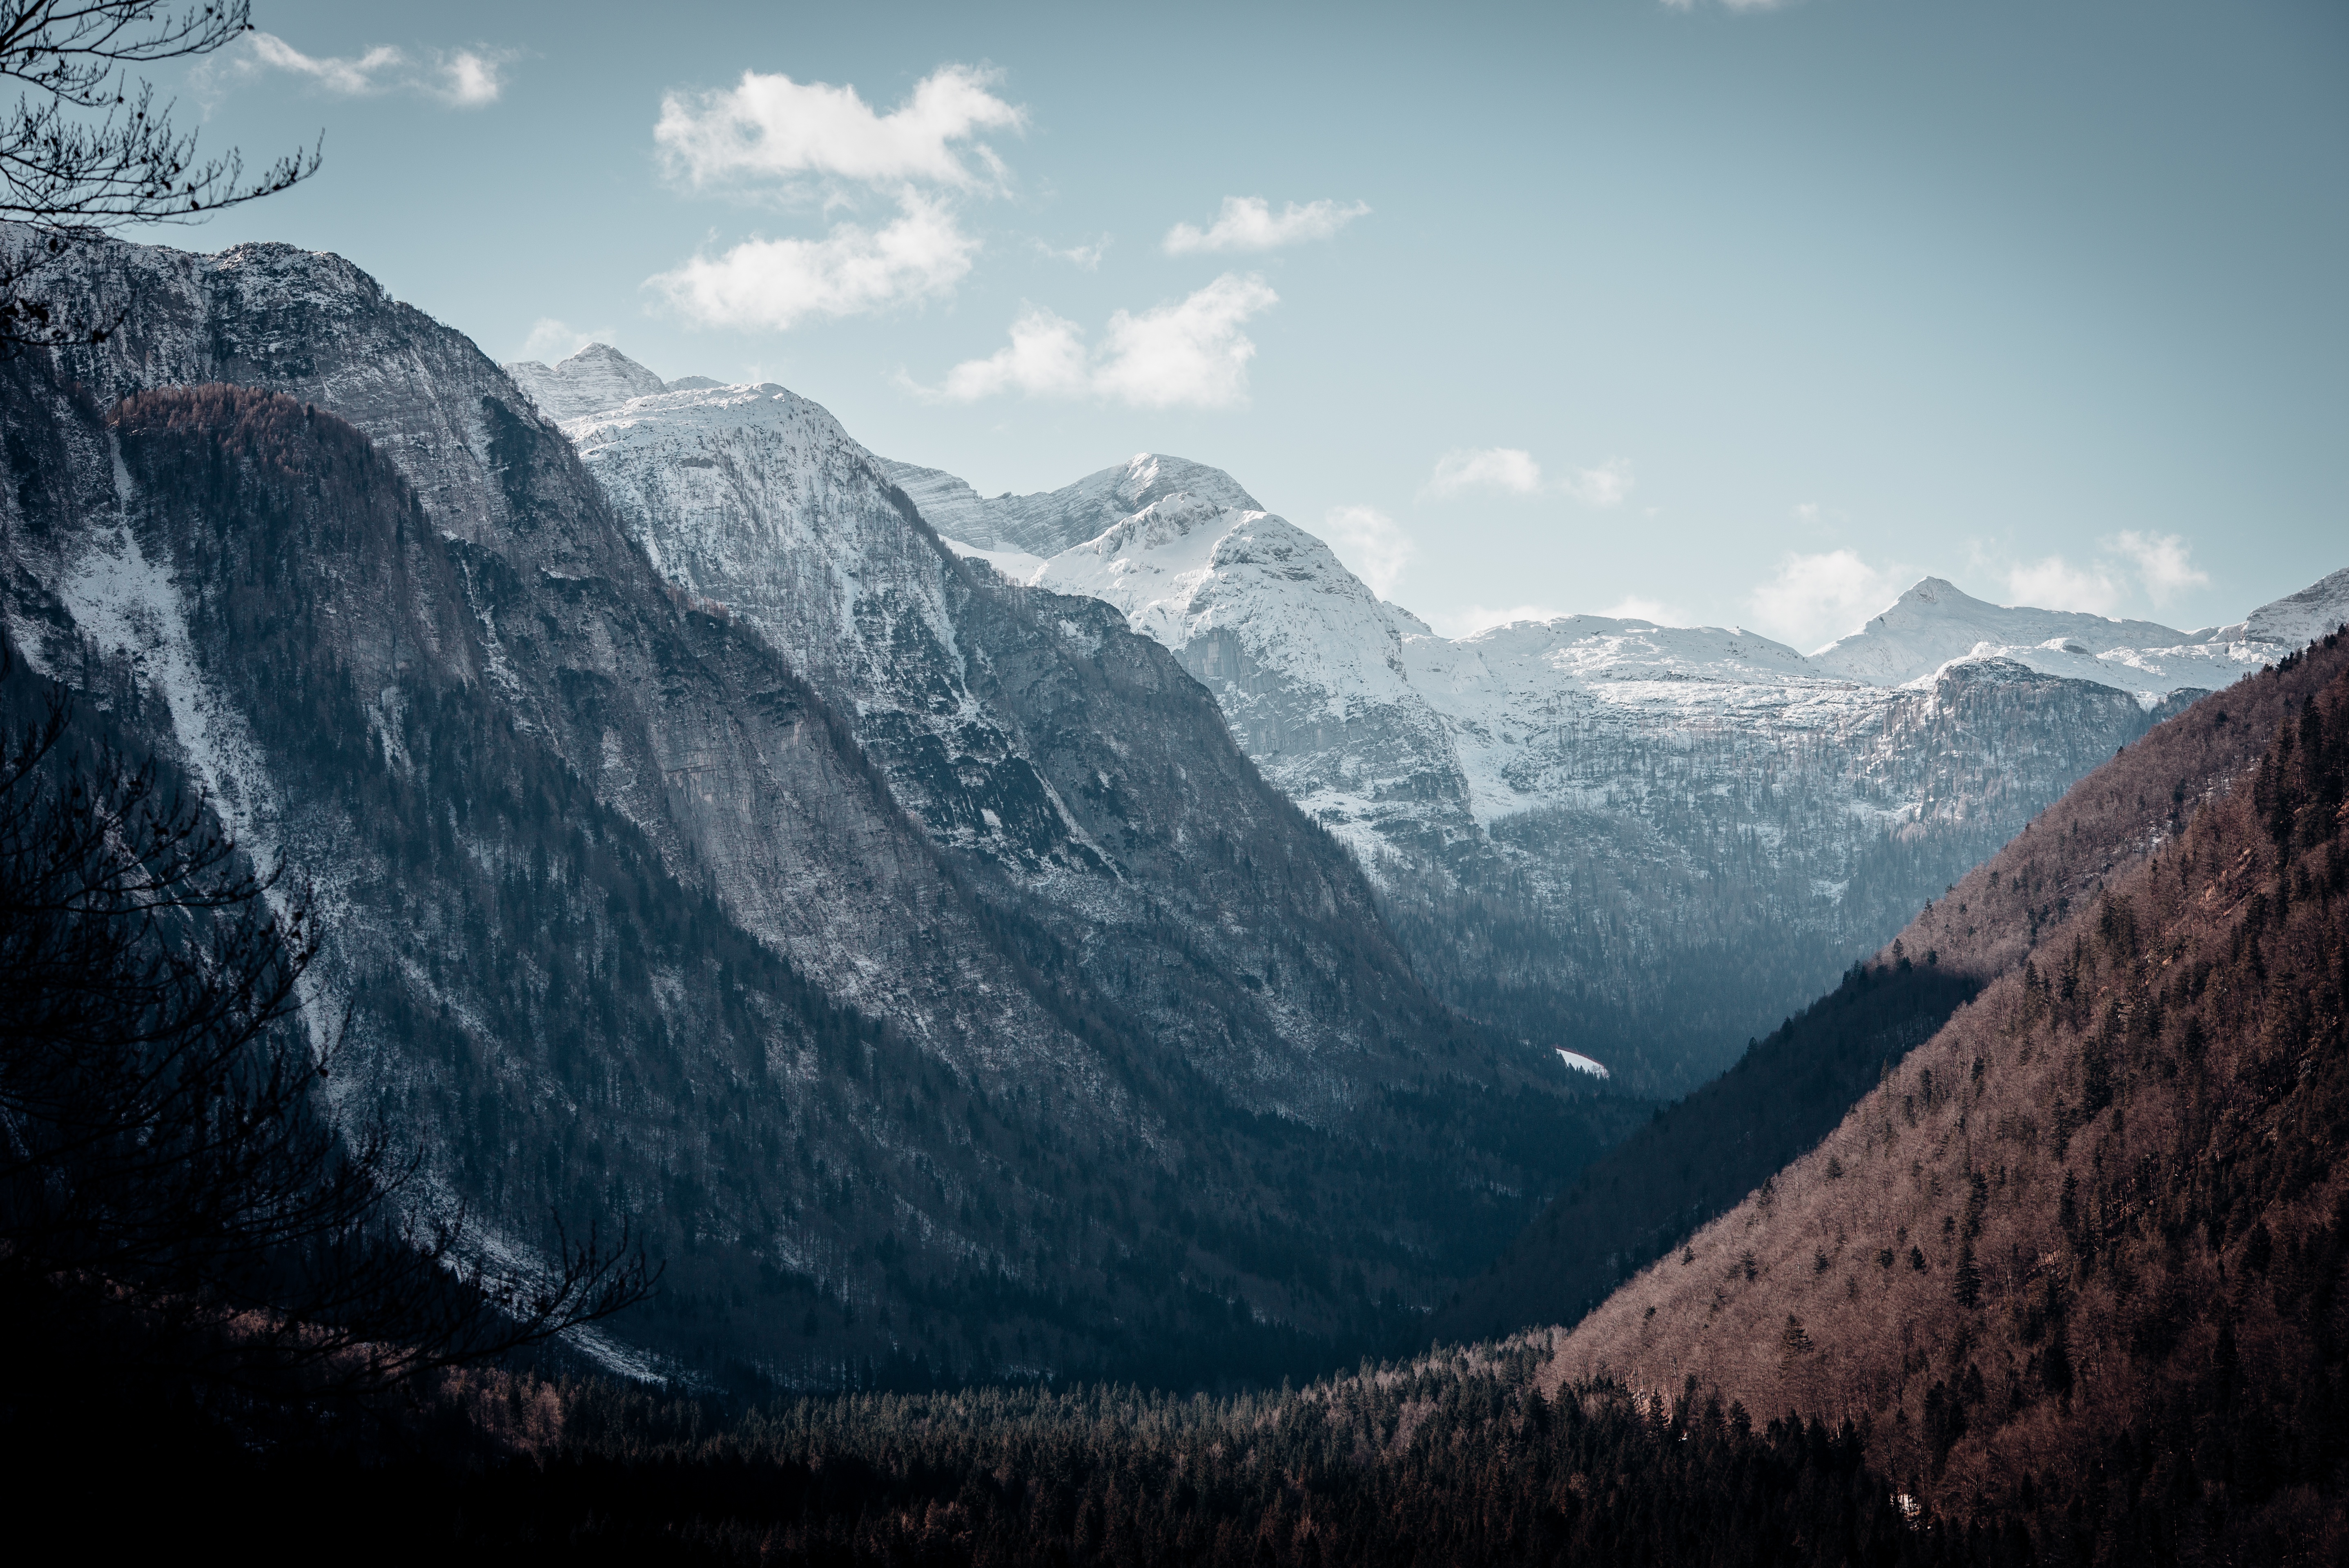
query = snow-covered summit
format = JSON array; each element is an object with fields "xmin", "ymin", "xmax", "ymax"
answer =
[
  {"xmin": 895, "ymin": 449, "xmax": 2344, "ymax": 860},
  {"xmin": 2232, "ymin": 566, "xmax": 2349, "ymax": 648},
  {"xmin": 493, "ymin": 327, "xmax": 2344, "ymax": 1093},
  {"xmin": 880, "ymin": 452, "xmax": 1263, "ymax": 559},
  {"xmin": 1430, "ymin": 615, "xmax": 1819, "ymax": 689},
  {"xmin": 1808, "ymin": 577, "xmax": 2198, "ymax": 686},
  {"xmin": 504, "ymin": 343, "xmax": 669, "ymax": 422},
  {"xmin": 1804, "ymin": 574, "xmax": 2347, "ymax": 710}
]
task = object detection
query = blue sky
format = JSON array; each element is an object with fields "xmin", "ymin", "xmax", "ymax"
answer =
[{"xmin": 131, "ymin": 0, "xmax": 2347, "ymax": 646}]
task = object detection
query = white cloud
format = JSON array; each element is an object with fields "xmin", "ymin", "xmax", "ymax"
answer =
[
  {"xmin": 655, "ymin": 65, "xmax": 1023, "ymax": 192},
  {"xmin": 1320, "ymin": 506, "xmax": 1415, "ymax": 599},
  {"xmin": 1561, "ymin": 458, "xmax": 1636, "ymax": 508},
  {"xmin": 247, "ymin": 33, "xmax": 404, "ymax": 94},
  {"xmin": 1163, "ymin": 196, "xmax": 1370, "ymax": 256},
  {"xmin": 434, "ymin": 49, "xmax": 510, "ymax": 107},
  {"xmin": 2004, "ymin": 555, "xmax": 2123, "ymax": 616},
  {"xmin": 1422, "ymin": 448, "xmax": 1632, "ymax": 506},
  {"xmin": 916, "ymin": 273, "xmax": 1279, "ymax": 410},
  {"xmin": 2107, "ymin": 530, "xmax": 2209, "ymax": 606},
  {"xmin": 1093, "ymin": 274, "xmax": 1279, "ymax": 409},
  {"xmin": 650, "ymin": 65, "xmax": 1022, "ymax": 332},
  {"xmin": 926, "ymin": 305, "xmax": 1090, "ymax": 401},
  {"xmin": 1425, "ymin": 448, "xmax": 1543, "ymax": 498},
  {"xmin": 1749, "ymin": 548, "xmax": 1909, "ymax": 653},
  {"xmin": 648, "ymin": 189, "xmax": 978, "ymax": 330},
  {"xmin": 1034, "ymin": 236, "xmax": 1109, "ymax": 270},
  {"xmin": 518, "ymin": 318, "xmax": 616, "ymax": 362},
  {"xmin": 210, "ymin": 33, "xmax": 510, "ymax": 105}
]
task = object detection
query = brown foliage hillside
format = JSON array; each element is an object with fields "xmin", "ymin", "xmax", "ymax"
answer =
[
  {"xmin": 1549, "ymin": 631, "xmax": 2349, "ymax": 1541},
  {"xmin": 1442, "ymin": 643, "xmax": 2333, "ymax": 1347}
]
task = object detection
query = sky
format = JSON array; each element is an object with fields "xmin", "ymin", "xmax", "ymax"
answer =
[{"xmin": 120, "ymin": 0, "xmax": 2348, "ymax": 649}]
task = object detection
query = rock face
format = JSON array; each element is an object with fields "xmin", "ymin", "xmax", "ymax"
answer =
[
  {"xmin": 874, "ymin": 452, "xmax": 1261, "ymax": 561},
  {"xmin": 504, "ymin": 342, "xmax": 671, "ymax": 422},
  {"xmin": 496, "ymin": 341, "xmax": 2342, "ymax": 1098},
  {"xmin": 857, "ymin": 441, "xmax": 2342, "ymax": 1092},
  {"xmin": 0, "ymin": 234, "xmax": 1630, "ymax": 1390}
]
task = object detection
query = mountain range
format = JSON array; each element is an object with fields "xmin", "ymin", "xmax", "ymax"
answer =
[
  {"xmin": 2, "ymin": 228, "xmax": 2341, "ymax": 1390},
  {"xmin": 1, "ymin": 235, "xmax": 1625, "ymax": 1388},
  {"xmin": 515, "ymin": 339, "xmax": 2347, "ymax": 1096}
]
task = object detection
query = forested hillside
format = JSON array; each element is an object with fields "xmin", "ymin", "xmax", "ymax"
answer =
[
  {"xmin": 4, "ymin": 368, "xmax": 1638, "ymax": 1392},
  {"xmin": 29, "ymin": 633, "xmax": 2344, "ymax": 1568},
  {"xmin": 1438, "ymin": 629, "xmax": 2349, "ymax": 1346},
  {"xmin": 1554, "ymin": 630, "xmax": 2349, "ymax": 1544}
]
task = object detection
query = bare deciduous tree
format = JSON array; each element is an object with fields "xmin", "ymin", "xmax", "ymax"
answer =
[
  {"xmin": 0, "ymin": 2, "xmax": 319, "ymax": 346},
  {"xmin": 0, "ymin": 635, "xmax": 655, "ymax": 1403}
]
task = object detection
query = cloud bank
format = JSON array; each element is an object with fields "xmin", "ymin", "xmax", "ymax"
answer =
[
  {"xmin": 2109, "ymin": 530, "xmax": 2211, "ymax": 606},
  {"xmin": 1748, "ymin": 529, "xmax": 2211, "ymax": 652},
  {"xmin": 654, "ymin": 64, "xmax": 1022, "ymax": 191},
  {"xmin": 1321, "ymin": 506, "xmax": 1414, "ymax": 598},
  {"xmin": 650, "ymin": 191, "xmax": 978, "ymax": 332},
  {"xmin": 1748, "ymin": 548, "xmax": 1911, "ymax": 653},
  {"xmin": 2000, "ymin": 532, "xmax": 2209, "ymax": 617},
  {"xmin": 1426, "ymin": 447, "xmax": 1542, "ymax": 497},
  {"xmin": 519, "ymin": 317, "xmax": 617, "ymax": 363}
]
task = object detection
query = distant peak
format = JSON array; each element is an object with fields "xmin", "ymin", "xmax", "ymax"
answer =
[
  {"xmin": 1896, "ymin": 577, "xmax": 1974, "ymax": 606},
  {"xmin": 504, "ymin": 341, "xmax": 669, "ymax": 423},
  {"xmin": 561, "ymin": 341, "xmax": 649, "ymax": 372}
]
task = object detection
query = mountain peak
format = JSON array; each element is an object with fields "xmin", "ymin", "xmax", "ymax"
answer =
[
  {"xmin": 504, "ymin": 342, "xmax": 669, "ymax": 423},
  {"xmin": 1809, "ymin": 576, "xmax": 2191, "ymax": 686},
  {"xmin": 2240, "ymin": 564, "xmax": 2349, "ymax": 646},
  {"xmin": 876, "ymin": 450, "xmax": 1261, "ymax": 559},
  {"xmin": 1892, "ymin": 575, "xmax": 1973, "ymax": 606}
]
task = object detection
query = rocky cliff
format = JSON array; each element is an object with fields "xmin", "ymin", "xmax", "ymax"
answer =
[{"xmin": 0, "ymin": 232, "xmax": 1631, "ymax": 1388}]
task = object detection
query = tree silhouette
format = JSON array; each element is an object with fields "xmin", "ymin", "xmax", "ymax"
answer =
[
  {"xmin": 0, "ymin": 2, "xmax": 319, "ymax": 346},
  {"xmin": 0, "ymin": 633, "xmax": 654, "ymax": 1402}
]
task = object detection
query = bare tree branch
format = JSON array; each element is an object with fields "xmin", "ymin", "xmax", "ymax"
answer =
[
  {"xmin": 0, "ymin": 2, "xmax": 320, "ymax": 348},
  {"xmin": 0, "ymin": 630, "xmax": 657, "ymax": 1408}
]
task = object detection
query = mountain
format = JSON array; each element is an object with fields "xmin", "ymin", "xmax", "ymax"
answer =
[
  {"xmin": 141, "ymin": 615, "xmax": 2340, "ymax": 1558},
  {"xmin": 1437, "ymin": 604, "xmax": 2344, "ymax": 1344},
  {"xmin": 0, "ymin": 232, "xmax": 1634, "ymax": 1389},
  {"xmin": 862, "ymin": 438, "xmax": 2340, "ymax": 1092},
  {"xmin": 874, "ymin": 451, "xmax": 1263, "ymax": 562},
  {"xmin": 1807, "ymin": 575, "xmax": 2237, "ymax": 688},
  {"xmin": 1549, "ymin": 627, "xmax": 2349, "ymax": 1532},
  {"xmin": 505, "ymin": 342, "xmax": 673, "ymax": 421}
]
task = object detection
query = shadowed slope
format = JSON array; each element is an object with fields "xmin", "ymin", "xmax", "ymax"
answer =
[
  {"xmin": 1552, "ymin": 628, "xmax": 2349, "ymax": 1541},
  {"xmin": 1440, "ymin": 627, "xmax": 2349, "ymax": 1346}
]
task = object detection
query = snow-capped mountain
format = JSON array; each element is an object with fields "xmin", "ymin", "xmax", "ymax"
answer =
[
  {"xmin": 498, "ymin": 341, "xmax": 2346, "ymax": 1091},
  {"xmin": 0, "ymin": 234, "xmax": 1627, "ymax": 1389},
  {"xmin": 877, "ymin": 452, "xmax": 1262, "ymax": 561},
  {"xmin": 1807, "ymin": 575, "xmax": 2279, "ymax": 695},
  {"xmin": 842, "ymin": 432, "xmax": 2345, "ymax": 1090}
]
